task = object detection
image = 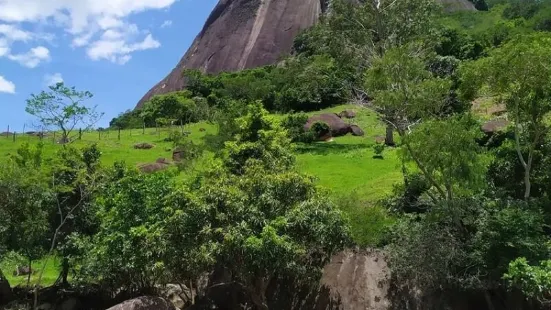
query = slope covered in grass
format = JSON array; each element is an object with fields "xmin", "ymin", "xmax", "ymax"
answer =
[{"xmin": 0, "ymin": 104, "xmax": 401, "ymax": 201}]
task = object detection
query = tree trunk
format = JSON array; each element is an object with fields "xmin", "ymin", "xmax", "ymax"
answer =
[
  {"xmin": 385, "ymin": 124, "xmax": 395, "ymax": 146},
  {"xmin": 61, "ymin": 257, "xmax": 69, "ymax": 286},
  {"xmin": 484, "ymin": 291, "xmax": 496, "ymax": 310},
  {"xmin": 27, "ymin": 259, "xmax": 32, "ymax": 288},
  {"xmin": 524, "ymin": 164, "xmax": 531, "ymax": 200}
]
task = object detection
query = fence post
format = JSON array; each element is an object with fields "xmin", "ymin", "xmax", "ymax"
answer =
[
  {"xmin": 79, "ymin": 128, "xmax": 82, "ymax": 140},
  {"xmin": 53, "ymin": 132, "xmax": 56, "ymax": 144},
  {"xmin": 143, "ymin": 122, "xmax": 145, "ymax": 135},
  {"xmin": 6, "ymin": 125, "xmax": 9, "ymax": 138},
  {"xmin": 98, "ymin": 130, "xmax": 101, "ymax": 141},
  {"xmin": 118, "ymin": 127, "xmax": 121, "ymax": 141},
  {"xmin": 12, "ymin": 132, "xmax": 15, "ymax": 142}
]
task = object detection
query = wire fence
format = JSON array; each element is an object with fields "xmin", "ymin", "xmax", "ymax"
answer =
[{"xmin": 0, "ymin": 123, "xmax": 194, "ymax": 144}]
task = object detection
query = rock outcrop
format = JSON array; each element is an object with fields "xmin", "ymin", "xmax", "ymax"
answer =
[
  {"xmin": 107, "ymin": 297, "xmax": 175, "ymax": 310},
  {"xmin": 321, "ymin": 250, "xmax": 390, "ymax": 310},
  {"xmin": 136, "ymin": 0, "xmax": 324, "ymax": 108},
  {"xmin": 136, "ymin": 0, "xmax": 477, "ymax": 109}
]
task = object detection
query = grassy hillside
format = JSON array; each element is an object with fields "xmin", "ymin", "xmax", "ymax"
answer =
[{"xmin": 0, "ymin": 104, "xmax": 402, "ymax": 202}]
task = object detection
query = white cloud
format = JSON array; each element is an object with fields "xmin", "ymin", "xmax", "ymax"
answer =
[
  {"xmin": 0, "ymin": 76, "xmax": 15, "ymax": 94},
  {"xmin": 0, "ymin": 0, "xmax": 174, "ymax": 65},
  {"xmin": 0, "ymin": 24, "xmax": 32, "ymax": 41},
  {"xmin": 161, "ymin": 20, "xmax": 172, "ymax": 28},
  {"xmin": 44, "ymin": 72, "xmax": 63, "ymax": 86},
  {"xmin": 7, "ymin": 46, "xmax": 50, "ymax": 68},
  {"xmin": 87, "ymin": 33, "xmax": 160, "ymax": 64},
  {"xmin": 0, "ymin": 38, "xmax": 9, "ymax": 56}
]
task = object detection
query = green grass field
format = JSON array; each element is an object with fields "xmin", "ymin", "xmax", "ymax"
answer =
[
  {"xmin": 1, "ymin": 255, "xmax": 60, "ymax": 287},
  {"xmin": 0, "ymin": 104, "xmax": 403, "ymax": 285}
]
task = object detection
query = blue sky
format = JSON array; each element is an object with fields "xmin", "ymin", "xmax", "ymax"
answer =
[{"xmin": 0, "ymin": 0, "xmax": 218, "ymax": 131}]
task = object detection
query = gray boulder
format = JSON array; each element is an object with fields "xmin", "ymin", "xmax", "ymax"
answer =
[
  {"xmin": 350, "ymin": 125, "xmax": 365, "ymax": 136},
  {"xmin": 107, "ymin": 297, "xmax": 176, "ymax": 310},
  {"xmin": 338, "ymin": 110, "xmax": 357, "ymax": 119},
  {"xmin": 304, "ymin": 113, "xmax": 351, "ymax": 137},
  {"xmin": 481, "ymin": 119, "xmax": 510, "ymax": 134}
]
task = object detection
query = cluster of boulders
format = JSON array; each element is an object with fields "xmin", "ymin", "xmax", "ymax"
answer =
[{"xmin": 304, "ymin": 110, "xmax": 365, "ymax": 141}]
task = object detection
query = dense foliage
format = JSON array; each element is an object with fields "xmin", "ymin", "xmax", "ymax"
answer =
[{"xmin": 8, "ymin": 0, "xmax": 551, "ymax": 309}]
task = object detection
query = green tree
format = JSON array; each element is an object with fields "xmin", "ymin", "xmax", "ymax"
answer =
[
  {"xmin": 141, "ymin": 91, "xmax": 197, "ymax": 127},
  {"xmin": 46, "ymin": 144, "xmax": 103, "ymax": 286},
  {"xmin": 77, "ymin": 167, "xmax": 176, "ymax": 292},
  {"xmin": 183, "ymin": 162, "xmax": 351, "ymax": 310},
  {"xmin": 0, "ymin": 154, "xmax": 51, "ymax": 287},
  {"xmin": 460, "ymin": 33, "xmax": 551, "ymax": 199},
  {"xmin": 364, "ymin": 46, "xmax": 452, "ymax": 196},
  {"xmin": 365, "ymin": 46, "xmax": 452, "ymax": 144},
  {"xmin": 25, "ymin": 82, "xmax": 102, "ymax": 144},
  {"xmin": 388, "ymin": 199, "xmax": 548, "ymax": 309},
  {"xmin": 401, "ymin": 115, "xmax": 487, "ymax": 202},
  {"xmin": 222, "ymin": 101, "xmax": 294, "ymax": 175},
  {"xmin": 505, "ymin": 257, "xmax": 551, "ymax": 305}
]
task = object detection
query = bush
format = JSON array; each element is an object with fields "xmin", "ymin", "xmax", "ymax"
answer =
[
  {"xmin": 387, "ymin": 198, "xmax": 548, "ymax": 302},
  {"xmin": 282, "ymin": 113, "xmax": 314, "ymax": 143},
  {"xmin": 164, "ymin": 130, "xmax": 185, "ymax": 144},
  {"xmin": 310, "ymin": 121, "xmax": 331, "ymax": 140},
  {"xmin": 383, "ymin": 173, "xmax": 431, "ymax": 214},
  {"xmin": 372, "ymin": 143, "xmax": 385, "ymax": 159}
]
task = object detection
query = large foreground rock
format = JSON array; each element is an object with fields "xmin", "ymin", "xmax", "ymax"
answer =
[
  {"xmin": 136, "ymin": 0, "xmax": 476, "ymax": 108},
  {"xmin": 320, "ymin": 250, "xmax": 390, "ymax": 310},
  {"xmin": 107, "ymin": 296, "xmax": 176, "ymax": 310}
]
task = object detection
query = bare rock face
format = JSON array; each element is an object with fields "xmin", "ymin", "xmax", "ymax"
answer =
[
  {"xmin": 106, "ymin": 297, "xmax": 176, "ymax": 310},
  {"xmin": 320, "ymin": 250, "xmax": 391, "ymax": 310},
  {"xmin": 136, "ymin": 0, "xmax": 324, "ymax": 108},
  {"xmin": 136, "ymin": 0, "xmax": 477, "ymax": 109}
]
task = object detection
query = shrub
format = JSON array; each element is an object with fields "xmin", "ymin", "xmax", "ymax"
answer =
[
  {"xmin": 372, "ymin": 143, "xmax": 385, "ymax": 159},
  {"xmin": 310, "ymin": 121, "xmax": 331, "ymax": 140},
  {"xmin": 282, "ymin": 113, "xmax": 314, "ymax": 143}
]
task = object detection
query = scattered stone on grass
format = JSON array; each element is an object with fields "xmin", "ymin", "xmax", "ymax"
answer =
[
  {"xmin": 374, "ymin": 136, "xmax": 386, "ymax": 144},
  {"xmin": 350, "ymin": 125, "xmax": 365, "ymax": 136},
  {"xmin": 481, "ymin": 119, "xmax": 510, "ymax": 135},
  {"xmin": 338, "ymin": 110, "xmax": 357, "ymax": 119},
  {"xmin": 134, "ymin": 143, "xmax": 155, "ymax": 150},
  {"xmin": 138, "ymin": 158, "xmax": 170, "ymax": 174}
]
